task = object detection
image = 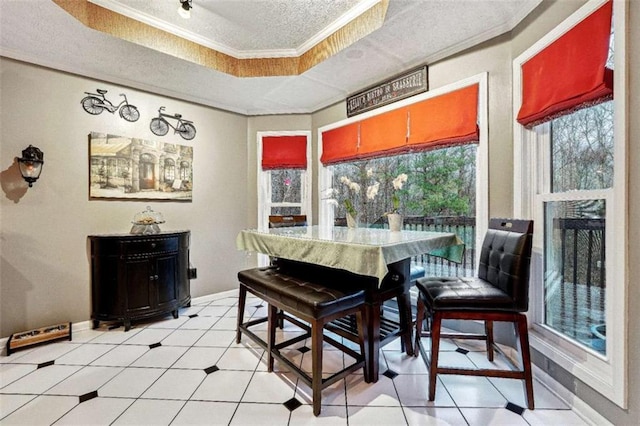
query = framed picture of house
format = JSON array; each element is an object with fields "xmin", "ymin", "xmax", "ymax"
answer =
[{"xmin": 89, "ymin": 132, "xmax": 193, "ymax": 201}]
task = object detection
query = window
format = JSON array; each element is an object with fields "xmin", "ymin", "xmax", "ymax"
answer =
[
  {"xmin": 319, "ymin": 73, "xmax": 488, "ymax": 276},
  {"xmin": 327, "ymin": 145, "xmax": 478, "ymax": 277},
  {"xmin": 164, "ymin": 158, "xmax": 175, "ymax": 182},
  {"xmin": 180, "ymin": 161, "xmax": 190, "ymax": 181},
  {"xmin": 513, "ymin": 0, "xmax": 627, "ymax": 407},
  {"xmin": 257, "ymin": 131, "xmax": 312, "ymax": 231}
]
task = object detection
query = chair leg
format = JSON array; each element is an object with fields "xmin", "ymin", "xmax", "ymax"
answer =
[
  {"xmin": 267, "ymin": 304, "xmax": 278, "ymax": 372},
  {"xmin": 485, "ymin": 320, "xmax": 494, "ymax": 362},
  {"xmin": 515, "ymin": 315, "xmax": 535, "ymax": 410},
  {"xmin": 414, "ymin": 297, "xmax": 426, "ymax": 357},
  {"xmin": 428, "ymin": 312, "xmax": 442, "ymax": 402},
  {"xmin": 311, "ymin": 318, "xmax": 324, "ymax": 416},
  {"xmin": 236, "ymin": 284, "xmax": 247, "ymax": 344}
]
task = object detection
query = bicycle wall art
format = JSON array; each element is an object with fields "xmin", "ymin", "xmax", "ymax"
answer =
[
  {"xmin": 81, "ymin": 89, "xmax": 140, "ymax": 122},
  {"xmin": 150, "ymin": 106, "xmax": 197, "ymax": 140},
  {"xmin": 89, "ymin": 132, "xmax": 193, "ymax": 201}
]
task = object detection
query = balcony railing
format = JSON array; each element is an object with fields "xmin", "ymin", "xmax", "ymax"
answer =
[
  {"xmin": 402, "ymin": 215, "xmax": 476, "ymax": 277},
  {"xmin": 548, "ymin": 217, "xmax": 606, "ymax": 353},
  {"xmin": 335, "ymin": 215, "xmax": 476, "ymax": 277}
]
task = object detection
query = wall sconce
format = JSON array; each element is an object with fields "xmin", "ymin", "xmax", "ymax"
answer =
[
  {"xmin": 17, "ymin": 145, "xmax": 44, "ymax": 187},
  {"xmin": 178, "ymin": 0, "xmax": 192, "ymax": 19}
]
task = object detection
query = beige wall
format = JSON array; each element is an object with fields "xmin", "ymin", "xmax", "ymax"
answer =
[
  {"xmin": 0, "ymin": 59, "xmax": 249, "ymax": 336},
  {"xmin": 1, "ymin": 0, "xmax": 638, "ymax": 423}
]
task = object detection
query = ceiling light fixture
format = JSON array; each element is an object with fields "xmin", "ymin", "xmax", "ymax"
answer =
[{"xmin": 178, "ymin": 0, "xmax": 192, "ymax": 19}]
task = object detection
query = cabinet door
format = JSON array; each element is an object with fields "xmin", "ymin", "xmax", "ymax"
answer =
[
  {"xmin": 155, "ymin": 253, "xmax": 178, "ymax": 309},
  {"xmin": 125, "ymin": 258, "xmax": 153, "ymax": 313}
]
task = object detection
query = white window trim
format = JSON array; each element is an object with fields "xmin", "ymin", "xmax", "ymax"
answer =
[
  {"xmin": 512, "ymin": 0, "xmax": 628, "ymax": 408},
  {"xmin": 317, "ymin": 73, "xmax": 489, "ymax": 263}
]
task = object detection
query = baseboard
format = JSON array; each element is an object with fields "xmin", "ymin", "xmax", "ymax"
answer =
[
  {"xmin": 498, "ymin": 343, "xmax": 612, "ymax": 426},
  {"xmin": 1, "ymin": 290, "xmax": 239, "ymax": 356},
  {"xmin": 531, "ymin": 363, "xmax": 612, "ymax": 426}
]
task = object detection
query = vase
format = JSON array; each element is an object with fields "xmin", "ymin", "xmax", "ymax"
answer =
[
  {"xmin": 346, "ymin": 213, "xmax": 358, "ymax": 228},
  {"xmin": 387, "ymin": 213, "xmax": 403, "ymax": 232}
]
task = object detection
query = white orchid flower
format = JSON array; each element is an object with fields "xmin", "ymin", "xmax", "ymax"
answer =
[
  {"xmin": 392, "ymin": 173, "xmax": 408, "ymax": 190},
  {"xmin": 366, "ymin": 182, "xmax": 380, "ymax": 200}
]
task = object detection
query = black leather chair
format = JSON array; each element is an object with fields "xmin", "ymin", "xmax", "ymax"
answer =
[{"xmin": 414, "ymin": 218, "xmax": 535, "ymax": 409}]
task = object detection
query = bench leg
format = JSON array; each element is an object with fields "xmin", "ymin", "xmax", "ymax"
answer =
[
  {"xmin": 267, "ymin": 304, "xmax": 278, "ymax": 372},
  {"xmin": 236, "ymin": 284, "xmax": 248, "ymax": 344},
  {"xmin": 311, "ymin": 318, "xmax": 323, "ymax": 416}
]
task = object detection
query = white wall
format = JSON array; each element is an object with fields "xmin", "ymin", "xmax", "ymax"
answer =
[{"xmin": 0, "ymin": 58, "xmax": 249, "ymax": 336}]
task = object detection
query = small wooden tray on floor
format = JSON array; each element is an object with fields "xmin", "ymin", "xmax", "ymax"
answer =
[{"xmin": 6, "ymin": 322, "xmax": 72, "ymax": 355}]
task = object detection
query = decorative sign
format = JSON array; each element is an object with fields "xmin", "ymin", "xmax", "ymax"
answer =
[{"xmin": 346, "ymin": 66, "xmax": 428, "ymax": 117}]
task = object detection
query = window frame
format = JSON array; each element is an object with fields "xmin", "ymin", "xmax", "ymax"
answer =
[
  {"xmin": 317, "ymin": 73, "xmax": 489, "ymax": 265},
  {"xmin": 257, "ymin": 130, "xmax": 312, "ymax": 231},
  {"xmin": 513, "ymin": 0, "xmax": 628, "ymax": 408}
]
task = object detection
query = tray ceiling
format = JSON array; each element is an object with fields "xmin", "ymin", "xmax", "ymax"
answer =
[{"xmin": 0, "ymin": 0, "xmax": 541, "ymax": 115}]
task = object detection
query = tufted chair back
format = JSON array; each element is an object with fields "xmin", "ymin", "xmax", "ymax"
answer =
[{"xmin": 477, "ymin": 219, "xmax": 533, "ymax": 312}]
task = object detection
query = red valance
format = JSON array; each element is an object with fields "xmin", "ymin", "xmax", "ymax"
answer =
[
  {"xmin": 407, "ymin": 84, "xmax": 479, "ymax": 150},
  {"xmin": 261, "ymin": 135, "xmax": 307, "ymax": 170},
  {"xmin": 517, "ymin": 0, "xmax": 613, "ymax": 128},
  {"xmin": 320, "ymin": 123, "xmax": 360, "ymax": 165}
]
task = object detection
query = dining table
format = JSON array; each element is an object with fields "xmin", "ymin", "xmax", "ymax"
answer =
[{"xmin": 236, "ymin": 225, "xmax": 464, "ymax": 381}]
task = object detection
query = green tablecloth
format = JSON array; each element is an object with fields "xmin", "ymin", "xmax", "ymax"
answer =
[{"xmin": 237, "ymin": 226, "xmax": 464, "ymax": 284}]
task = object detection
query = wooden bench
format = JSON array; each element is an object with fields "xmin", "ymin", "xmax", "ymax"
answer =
[{"xmin": 237, "ymin": 266, "xmax": 370, "ymax": 416}]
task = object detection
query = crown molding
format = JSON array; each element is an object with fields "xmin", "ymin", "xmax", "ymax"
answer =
[{"xmin": 53, "ymin": 0, "xmax": 388, "ymax": 77}]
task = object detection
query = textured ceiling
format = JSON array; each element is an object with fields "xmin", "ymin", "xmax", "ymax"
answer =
[
  {"xmin": 96, "ymin": 0, "xmax": 369, "ymax": 57},
  {"xmin": 0, "ymin": 0, "xmax": 541, "ymax": 115}
]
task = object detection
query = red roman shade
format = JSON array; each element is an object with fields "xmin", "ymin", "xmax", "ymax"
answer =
[
  {"xmin": 320, "ymin": 123, "xmax": 360, "ymax": 165},
  {"xmin": 517, "ymin": 0, "xmax": 613, "ymax": 128},
  {"xmin": 407, "ymin": 84, "xmax": 479, "ymax": 150},
  {"xmin": 321, "ymin": 83, "xmax": 479, "ymax": 164},
  {"xmin": 261, "ymin": 135, "xmax": 307, "ymax": 170},
  {"xmin": 358, "ymin": 108, "xmax": 408, "ymax": 160}
]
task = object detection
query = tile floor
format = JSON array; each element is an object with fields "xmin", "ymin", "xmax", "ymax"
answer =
[{"xmin": 0, "ymin": 291, "xmax": 590, "ymax": 425}]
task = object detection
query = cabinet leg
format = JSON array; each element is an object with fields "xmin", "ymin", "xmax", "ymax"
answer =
[
  {"xmin": 172, "ymin": 310, "xmax": 179, "ymax": 319},
  {"xmin": 124, "ymin": 320, "xmax": 131, "ymax": 332},
  {"xmin": 92, "ymin": 320, "xmax": 100, "ymax": 329}
]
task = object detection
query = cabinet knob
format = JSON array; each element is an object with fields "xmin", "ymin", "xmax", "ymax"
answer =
[{"xmin": 151, "ymin": 243, "xmax": 156, "ymax": 248}]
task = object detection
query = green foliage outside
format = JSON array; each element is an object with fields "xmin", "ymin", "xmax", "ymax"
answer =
[{"xmin": 328, "ymin": 144, "xmax": 477, "ymax": 225}]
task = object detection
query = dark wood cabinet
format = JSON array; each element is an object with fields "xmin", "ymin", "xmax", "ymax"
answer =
[{"xmin": 89, "ymin": 231, "xmax": 191, "ymax": 331}]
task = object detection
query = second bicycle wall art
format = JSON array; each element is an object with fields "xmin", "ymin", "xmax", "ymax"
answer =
[{"xmin": 80, "ymin": 89, "xmax": 197, "ymax": 141}]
